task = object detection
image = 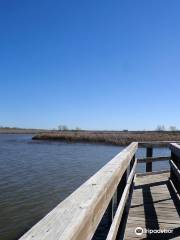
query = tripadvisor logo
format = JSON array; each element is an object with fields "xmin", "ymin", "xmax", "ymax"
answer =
[
  {"xmin": 135, "ymin": 227, "xmax": 143, "ymax": 236},
  {"xmin": 135, "ymin": 227, "xmax": 173, "ymax": 235}
]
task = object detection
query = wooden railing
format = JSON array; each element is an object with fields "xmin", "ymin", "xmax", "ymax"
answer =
[
  {"xmin": 137, "ymin": 142, "xmax": 180, "ymax": 193},
  {"xmin": 138, "ymin": 142, "xmax": 172, "ymax": 173},
  {"xmin": 169, "ymin": 143, "xmax": 180, "ymax": 194},
  {"xmin": 19, "ymin": 141, "xmax": 180, "ymax": 240},
  {"xmin": 19, "ymin": 142, "xmax": 138, "ymax": 240}
]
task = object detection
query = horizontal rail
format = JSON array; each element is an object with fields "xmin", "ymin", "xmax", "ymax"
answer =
[
  {"xmin": 137, "ymin": 156, "xmax": 171, "ymax": 163},
  {"xmin": 169, "ymin": 179, "xmax": 180, "ymax": 200},
  {"xmin": 106, "ymin": 159, "xmax": 137, "ymax": 240},
  {"xmin": 139, "ymin": 141, "xmax": 180, "ymax": 148},
  {"xmin": 169, "ymin": 160, "xmax": 180, "ymax": 182},
  {"xmin": 136, "ymin": 170, "xmax": 170, "ymax": 177},
  {"xmin": 19, "ymin": 142, "xmax": 138, "ymax": 240},
  {"xmin": 170, "ymin": 143, "xmax": 180, "ymax": 158}
]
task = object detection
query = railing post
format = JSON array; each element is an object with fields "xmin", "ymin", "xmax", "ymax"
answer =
[
  {"xmin": 170, "ymin": 150, "xmax": 180, "ymax": 193},
  {"xmin": 107, "ymin": 199, "xmax": 113, "ymax": 226},
  {"xmin": 117, "ymin": 170, "xmax": 127, "ymax": 205},
  {"xmin": 170, "ymin": 152, "xmax": 175, "ymax": 182},
  {"xmin": 130, "ymin": 155, "xmax": 135, "ymax": 171},
  {"xmin": 146, "ymin": 147, "xmax": 153, "ymax": 172}
]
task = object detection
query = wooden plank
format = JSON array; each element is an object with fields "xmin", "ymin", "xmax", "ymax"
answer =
[
  {"xmin": 137, "ymin": 156, "xmax": 171, "ymax": 164},
  {"xmin": 106, "ymin": 159, "xmax": 137, "ymax": 240},
  {"xmin": 19, "ymin": 142, "xmax": 138, "ymax": 240}
]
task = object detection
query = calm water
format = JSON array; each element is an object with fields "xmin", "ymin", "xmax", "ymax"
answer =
[{"xmin": 0, "ymin": 134, "xmax": 170, "ymax": 240}]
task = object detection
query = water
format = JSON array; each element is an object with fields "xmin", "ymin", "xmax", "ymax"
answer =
[{"xmin": 0, "ymin": 134, "xmax": 170, "ymax": 240}]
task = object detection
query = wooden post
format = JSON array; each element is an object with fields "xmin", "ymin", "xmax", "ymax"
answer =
[
  {"xmin": 146, "ymin": 147, "xmax": 153, "ymax": 172},
  {"xmin": 170, "ymin": 151, "xmax": 180, "ymax": 193},
  {"xmin": 130, "ymin": 155, "xmax": 135, "ymax": 171},
  {"xmin": 117, "ymin": 170, "xmax": 127, "ymax": 205},
  {"xmin": 170, "ymin": 152, "xmax": 175, "ymax": 182},
  {"xmin": 107, "ymin": 199, "xmax": 113, "ymax": 226},
  {"xmin": 169, "ymin": 143, "xmax": 180, "ymax": 194}
]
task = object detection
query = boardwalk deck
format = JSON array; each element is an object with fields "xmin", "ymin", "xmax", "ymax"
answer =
[{"xmin": 124, "ymin": 172, "xmax": 180, "ymax": 239}]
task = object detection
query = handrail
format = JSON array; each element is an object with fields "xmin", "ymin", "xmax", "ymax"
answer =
[
  {"xmin": 169, "ymin": 143, "xmax": 180, "ymax": 194},
  {"xmin": 169, "ymin": 160, "xmax": 180, "ymax": 181},
  {"xmin": 170, "ymin": 143, "xmax": 180, "ymax": 157},
  {"xmin": 137, "ymin": 156, "xmax": 171, "ymax": 163},
  {"xmin": 19, "ymin": 142, "xmax": 138, "ymax": 240},
  {"xmin": 138, "ymin": 143, "xmax": 172, "ymax": 173},
  {"xmin": 139, "ymin": 141, "xmax": 180, "ymax": 148}
]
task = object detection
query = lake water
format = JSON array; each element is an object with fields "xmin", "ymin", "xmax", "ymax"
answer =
[{"xmin": 0, "ymin": 134, "xmax": 170, "ymax": 240}]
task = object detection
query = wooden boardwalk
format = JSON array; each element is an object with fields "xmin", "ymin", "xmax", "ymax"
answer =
[{"xmin": 124, "ymin": 172, "xmax": 180, "ymax": 239}]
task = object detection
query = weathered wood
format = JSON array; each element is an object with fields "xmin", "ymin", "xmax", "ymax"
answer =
[
  {"xmin": 106, "ymin": 159, "xmax": 137, "ymax": 240},
  {"xmin": 18, "ymin": 141, "xmax": 180, "ymax": 240},
  {"xmin": 146, "ymin": 147, "xmax": 153, "ymax": 172},
  {"xmin": 19, "ymin": 142, "xmax": 138, "ymax": 240},
  {"xmin": 137, "ymin": 156, "xmax": 171, "ymax": 163}
]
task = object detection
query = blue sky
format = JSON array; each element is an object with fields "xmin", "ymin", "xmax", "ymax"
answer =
[{"xmin": 0, "ymin": 0, "xmax": 180, "ymax": 130}]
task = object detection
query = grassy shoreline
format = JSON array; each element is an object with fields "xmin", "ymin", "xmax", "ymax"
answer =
[
  {"xmin": 0, "ymin": 127, "xmax": 47, "ymax": 134},
  {"xmin": 32, "ymin": 131, "xmax": 180, "ymax": 146}
]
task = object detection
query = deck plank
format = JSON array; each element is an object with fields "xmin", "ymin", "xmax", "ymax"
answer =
[{"xmin": 124, "ymin": 172, "xmax": 180, "ymax": 239}]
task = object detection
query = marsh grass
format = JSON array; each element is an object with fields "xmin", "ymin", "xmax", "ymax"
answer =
[{"xmin": 32, "ymin": 131, "xmax": 180, "ymax": 146}]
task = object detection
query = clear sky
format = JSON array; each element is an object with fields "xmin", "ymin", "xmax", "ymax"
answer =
[{"xmin": 0, "ymin": 0, "xmax": 180, "ymax": 130}]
